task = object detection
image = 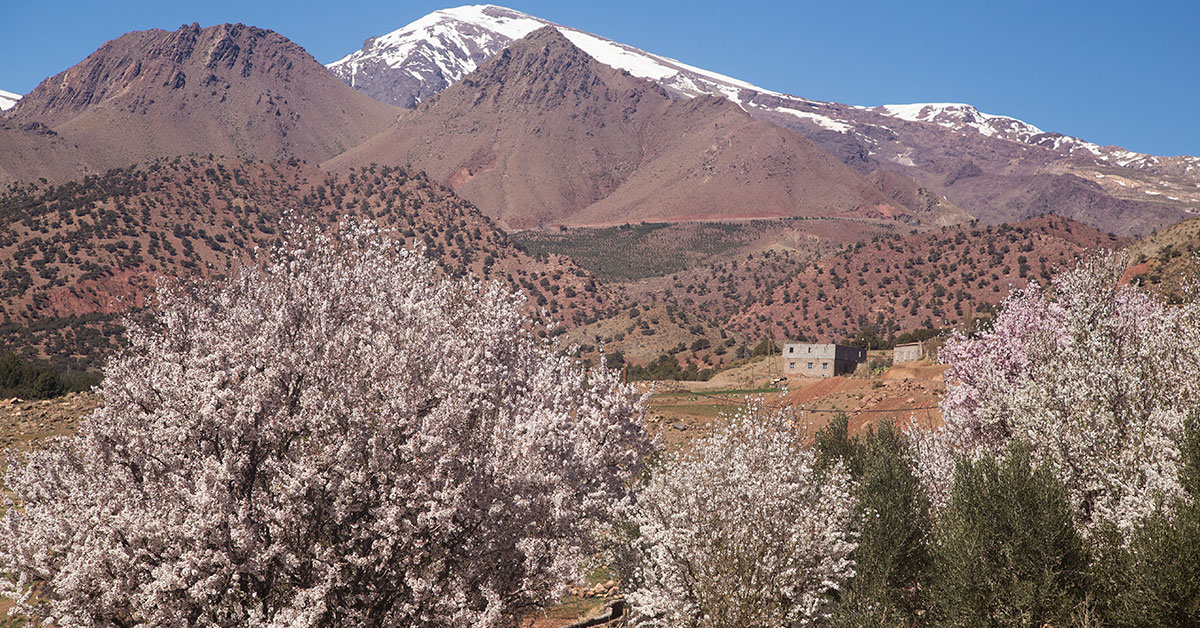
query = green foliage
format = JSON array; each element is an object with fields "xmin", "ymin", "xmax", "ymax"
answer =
[
  {"xmin": 832, "ymin": 421, "xmax": 933, "ymax": 626},
  {"xmin": 0, "ymin": 352, "xmax": 96, "ymax": 400},
  {"xmin": 602, "ymin": 350, "xmax": 625, "ymax": 371},
  {"xmin": 849, "ymin": 324, "xmax": 888, "ymax": 350},
  {"xmin": 1103, "ymin": 509, "xmax": 1200, "ymax": 627},
  {"xmin": 750, "ymin": 339, "xmax": 779, "ymax": 357},
  {"xmin": 1182, "ymin": 410, "xmax": 1200, "ymax": 500},
  {"xmin": 814, "ymin": 413, "xmax": 863, "ymax": 479},
  {"xmin": 929, "ymin": 446, "xmax": 1089, "ymax": 627},
  {"xmin": 625, "ymin": 353, "xmax": 715, "ymax": 382},
  {"xmin": 892, "ymin": 327, "xmax": 942, "ymax": 347},
  {"xmin": 509, "ymin": 221, "xmax": 780, "ymax": 281},
  {"xmin": 818, "ymin": 419, "xmax": 933, "ymax": 627},
  {"xmin": 0, "ymin": 313, "xmax": 125, "ymax": 373}
]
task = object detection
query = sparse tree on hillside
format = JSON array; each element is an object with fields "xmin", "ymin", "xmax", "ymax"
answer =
[
  {"xmin": 625, "ymin": 402, "xmax": 858, "ymax": 628},
  {"xmin": 913, "ymin": 252, "xmax": 1200, "ymax": 539},
  {"xmin": 0, "ymin": 219, "xmax": 653, "ymax": 628}
]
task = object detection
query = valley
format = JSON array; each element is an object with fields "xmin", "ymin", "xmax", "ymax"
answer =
[
  {"xmin": 0, "ymin": 5, "xmax": 1185, "ymax": 412},
  {"xmin": 1, "ymin": 4, "xmax": 1199, "ymax": 627}
]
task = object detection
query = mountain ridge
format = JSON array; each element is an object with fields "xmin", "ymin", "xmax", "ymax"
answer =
[
  {"xmin": 327, "ymin": 4, "xmax": 1199, "ymax": 236},
  {"xmin": 6, "ymin": 22, "xmax": 401, "ymax": 170},
  {"xmin": 326, "ymin": 26, "xmax": 915, "ymax": 230}
]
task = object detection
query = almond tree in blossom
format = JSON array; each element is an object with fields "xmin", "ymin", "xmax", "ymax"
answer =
[
  {"xmin": 1, "ymin": 219, "xmax": 653, "ymax": 628},
  {"xmin": 625, "ymin": 401, "xmax": 858, "ymax": 628},
  {"xmin": 914, "ymin": 252, "xmax": 1200, "ymax": 539}
]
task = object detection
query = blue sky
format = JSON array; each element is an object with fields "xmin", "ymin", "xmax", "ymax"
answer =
[{"xmin": 2, "ymin": 0, "xmax": 1197, "ymax": 156}]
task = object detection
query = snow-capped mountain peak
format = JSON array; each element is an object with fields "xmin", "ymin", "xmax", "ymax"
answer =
[
  {"xmin": 871, "ymin": 101, "xmax": 1195, "ymax": 169},
  {"xmin": 328, "ymin": 5, "xmax": 1200, "ymax": 220},
  {"xmin": 877, "ymin": 103, "xmax": 1045, "ymax": 139},
  {"xmin": 328, "ymin": 5, "xmax": 1156, "ymax": 162},
  {"xmin": 0, "ymin": 89, "xmax": 21, "ymax": 111},
  {"xmin": 327, "ymin": 4, "xmax": 778, "ymax": 109}
]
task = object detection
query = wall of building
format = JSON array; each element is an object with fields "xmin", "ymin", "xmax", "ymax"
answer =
[
  {"xmin": 782, "ymin": 343, "xmax": 866, "ymax": 378},
  {"xmin": 893, "ymin": 343, "xmax": 924, "ymax": 364}
]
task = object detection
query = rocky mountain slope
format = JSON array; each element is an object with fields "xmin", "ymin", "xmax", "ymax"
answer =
[
  {"xmin": 1123, "ymin": 215, "xmax": 1200, "ymax": 303},
  {"xmin": 0, "ymin": 121, "xmax": 93, "ymax": 186},
  {"xmin": 327, "ymin": 27, "xmax": 911, "ymax": 229},
  {"xmin": 329, "ymin": 4, "xmax": 1199, "ymax": 236},
  {"xmin": 5, "ymin": 23, "xmax": 400, "ymax": 170}
]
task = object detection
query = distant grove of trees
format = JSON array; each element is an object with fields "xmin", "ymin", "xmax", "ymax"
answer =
[{"xmin": 0, "ymin": 352, "xmax": 97, "ymax": 399}]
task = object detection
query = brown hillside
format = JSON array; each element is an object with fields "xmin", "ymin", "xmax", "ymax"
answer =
[
  {"xmin": 327, "ymin": 27, "xmax": 907, "ymax": 229},
  {"xmin": 0, "ymin": 158, "xmax": 617, "ymax": 368},
  {"xmin": 938, "ymin": 170, "xmax": 1182, "ymax": 237},
  {"xmin": 1123, "ymin": 215, "xmax": 1200, "ymax": 302},
  {"xmin": 0, "ymin": 122, "xmax": 93, "ymax": 186},
  {"xmin": 866, "ymin": 169, "xmax": 973, "ymax": 227},
  {"xmin": 729, "ymin": 215, "xmax": 1124, "ymax": 341},
  {"xmin": 5, "ymin": 23, "xmax": 399, "ymax": 170},
  {"xmin": 511, "ymin": 216, "xmax": 906, "ymax": 282}
]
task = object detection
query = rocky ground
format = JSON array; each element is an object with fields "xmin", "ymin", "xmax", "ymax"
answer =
[{"xmin": 0, "ymin": 392, "xmax": 100, "ymax": 460}]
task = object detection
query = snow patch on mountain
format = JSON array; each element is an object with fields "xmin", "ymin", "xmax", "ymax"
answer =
[
  {"xmin": 329, "ymin": 4, "xmax": 1199, "ymax": 180},
  {"xmin": 769, "ymin": 106, "xmax": 852, "ymax": 133},
  {"xmin": 0, "ymin": 89, "xmax": 20, "ymax": 111},
  {"xmin": 328, "ymin": 4, "xmax": 782, "ymax": 108},
  {"xmin": 877, "ymin": 103, "xmax": 1045, "ymax": 139},
  {"xmin": 874, "ymin": 102, "xmax": 1200, "ymax": 170}
]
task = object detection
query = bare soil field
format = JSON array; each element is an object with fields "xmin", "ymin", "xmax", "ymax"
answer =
[{"xmin": 642, "ymin": 360, "xmax": 947, "ymax": 449}]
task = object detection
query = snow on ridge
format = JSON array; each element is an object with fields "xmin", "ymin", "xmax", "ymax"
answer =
[
  {"xmin": 874, "ymin": 102, "xmax": 1190, "ymax": 168},
  {"xmin": 326, "ymin": 4, "xmax": 784, "ymax": 107},
  {"xmin": 433, "ymin": 5, "xmax": 780, "ymax": 94},
  {"xmin": 327, "ymin": 5, "xmax": 1196, "ymax": 162},
  {"xmin": 0, "ymin": 89, "xmax": 20, "ymax": 111},
  {"xmin": 762, "ymin": 105, "xmax": 851, "ymax": 133},
  {"xmin": 877, "ymin": 103, "xmax": 1044, "ymax": 136}
]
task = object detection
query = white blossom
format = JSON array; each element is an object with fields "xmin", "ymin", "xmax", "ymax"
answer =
[
  {"xmin": 626, "ymin": 401, "xmax": 858, "ymax": 628},
  {"xmin": 1, "ymin": 219, "xmax": 653, "ymax": 628}
]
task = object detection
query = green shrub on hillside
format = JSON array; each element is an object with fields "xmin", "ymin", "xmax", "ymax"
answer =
[
  {"xmin": 0, "ymin": 352, "xmax": 96, "ymax": 399},
  {"xmin": 833, "ymin": 421, "xmax": 932, "ymax": 626},
  {"xmin": 816, "ymin": 416, "xmax": 933, "ymax": 627},
  {"xmin": 625, "ymin": 353, "xmax": 715, "ymax": 381}
]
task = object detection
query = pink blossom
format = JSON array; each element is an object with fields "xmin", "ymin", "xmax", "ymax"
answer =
[{"xmin": 917, "ymin": 252, "xmax": 1200, "ymax": 539}]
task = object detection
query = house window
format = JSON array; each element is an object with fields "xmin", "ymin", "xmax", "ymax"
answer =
[
  {"xmin": 807, "ymin": 362, "xmax": 813, "ymax": 369},
  {"xmin": 789, "ymin": 361, "xmax": 796, "ymax": 370},
  {"xmin": 788, "ymin": 347, "xmax": 794, "ymax": 354},
  {"xmin": 822, "ymin": 363, "xmax": 828, "ymax": 370}
]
